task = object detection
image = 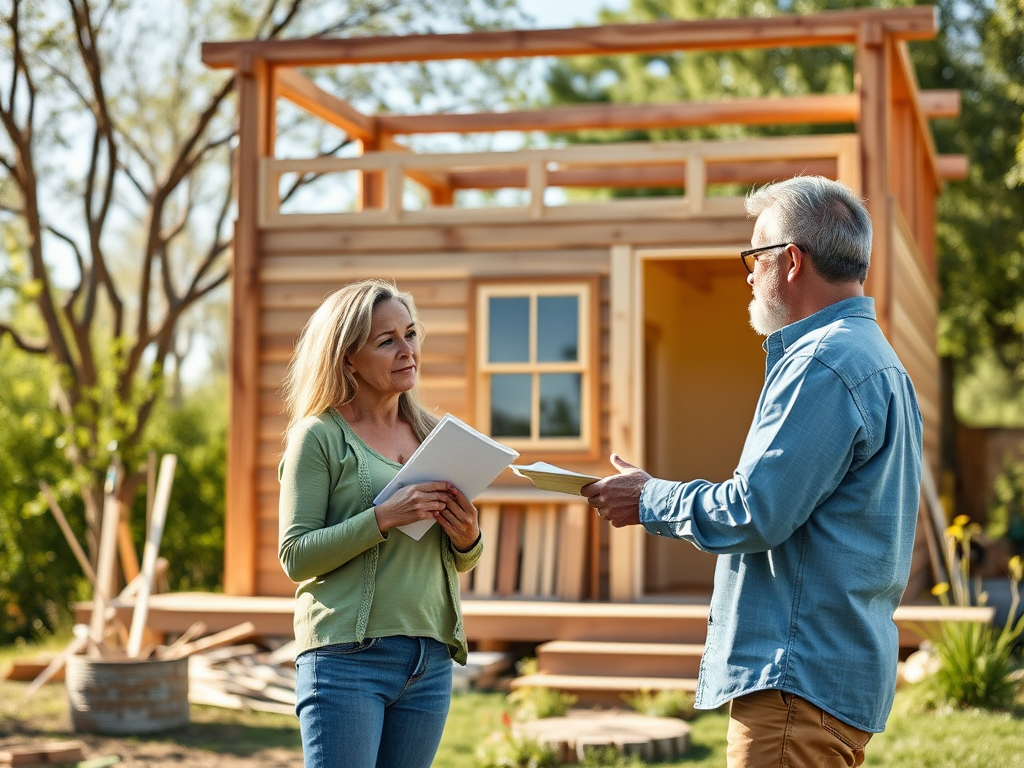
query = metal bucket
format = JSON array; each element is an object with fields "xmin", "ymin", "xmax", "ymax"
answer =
[{"xmin": 65, "ymin": 655, "xmax": 190, "ymax": 735}]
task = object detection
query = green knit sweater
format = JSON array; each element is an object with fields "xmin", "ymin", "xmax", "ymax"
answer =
[{"xmin": 278, "ymin": 408, "xmax": 483, "ymax": 664}]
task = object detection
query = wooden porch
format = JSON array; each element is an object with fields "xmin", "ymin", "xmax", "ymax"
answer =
[{"xmin": 84, "ymin": 591, "xmax": 994, "ymax": 703}]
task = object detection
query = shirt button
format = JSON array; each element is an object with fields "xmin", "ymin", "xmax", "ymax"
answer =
[{"xmin": 654, "ymin": 531, "xmax": 662, "ymax": 536}]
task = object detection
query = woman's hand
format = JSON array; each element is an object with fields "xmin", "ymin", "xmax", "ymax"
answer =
[
  {"xmin": 374, "ymin": 481, "xmax": 453, "ymax": 533},
  {"xmin": 435, "ymin": 484, "xmax": 480, "ymax": 552}
]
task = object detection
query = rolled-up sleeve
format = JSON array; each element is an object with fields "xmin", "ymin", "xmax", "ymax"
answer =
[
  {"xmin": 278, "ymin": 425, "xmax": 385, "ymax": 582},
  {"xmin": 640, "ymin": 355, "xmax": 865, "ymax": 554}
]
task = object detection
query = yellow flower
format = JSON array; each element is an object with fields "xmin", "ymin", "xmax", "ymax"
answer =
[
  {"xmin": 1009, "ymin": 556, "xmax": 1023, "ymax": 583},
  {"xmin": 953, "ymin": 514, "xmax": 971, "ymax": 527},
  {"xmin": 931, "ymin": 582, "xmax": 950, "ymax": 596},
  {"xmin": 945, "ymin": 525, "xmax": 964, "ymax": 542}
]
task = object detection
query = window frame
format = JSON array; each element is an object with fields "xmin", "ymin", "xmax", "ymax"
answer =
[{"xmin": 473, "ymin": 278, "xmax": 599, "ymax": 458}]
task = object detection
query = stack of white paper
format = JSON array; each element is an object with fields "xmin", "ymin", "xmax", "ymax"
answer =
[{"xmin": 373, "ymin": 414, "xmax": 519, "ymax": 540}]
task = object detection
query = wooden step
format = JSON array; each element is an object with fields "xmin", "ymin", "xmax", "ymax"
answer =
[
  {"xmin": 511, "ymin": 672, "xmax": 698, "ymax": 707},
  {"xmin": 537, "ymin": 640, "xmax": 704, "ymax": 679}
]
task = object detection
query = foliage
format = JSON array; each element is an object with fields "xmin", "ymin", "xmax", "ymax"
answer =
[
  {"xmin": 622, "ymin": 688, "xmax": 696, "ymax": 720},
  {"xmin": 0, "ymin": 348, "xmax": 229, "ymax": 643},
  {"xmin": 922, "ymin": 517, "xmax": 1024, "ymax": 711},
  {"xmin": 923, "ymin": 0, "xmax": 1024, "ymax": 414},
  {"xmin": 475, "ymin": 730, "xmax": 559, "ymax": 768},
  {"xmin": 988, "ymin": 448, "xmax": 1024, "ymax": 557},
  {"xmin": 132, "ymin": 377, "xmax": 229, "ymax": 593},
  {"xmin": 506, "ymin": 658, "xmax": 578, "ymax": 721},
  {"xmin": 0, "ymin": 339, "xmax": 84, "ymax": 644}
]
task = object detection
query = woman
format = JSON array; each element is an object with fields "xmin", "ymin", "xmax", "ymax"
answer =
[{"xmin": 278, "ymin": 279, "xmax": 483, "ymax": 768}]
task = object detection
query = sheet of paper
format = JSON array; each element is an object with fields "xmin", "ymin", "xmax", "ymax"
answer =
[
  {"xmin": 511, "ymin": 461, "xmax": 601, "ymax": 496},
  {"xmin": 373, "ymin": 414, "xmax": 519, "ymax": 540}
]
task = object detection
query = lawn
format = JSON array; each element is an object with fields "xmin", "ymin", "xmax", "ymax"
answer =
[{"xmin": 1, "ymin": 643, "xmax": 1022, "ymax": 767}]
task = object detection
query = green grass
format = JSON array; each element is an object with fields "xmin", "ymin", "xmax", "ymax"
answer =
[{"xmin": 2, "ymin": 642, "xmax": 1022, "ymax": 767}]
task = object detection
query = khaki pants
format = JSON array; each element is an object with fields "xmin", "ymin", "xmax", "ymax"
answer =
[{"xmin": 726, "ymin": 690, "xmax": 872, "ymax": 768}]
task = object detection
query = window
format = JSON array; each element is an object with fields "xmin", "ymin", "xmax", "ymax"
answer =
[{"xmin": 476, "ymin": 282, "xmax": 594, "ymax": 452}]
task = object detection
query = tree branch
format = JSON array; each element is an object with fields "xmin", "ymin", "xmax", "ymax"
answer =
[{"xmin": 0, "ymin": 321, "xmax": 48, "ymax": 354}]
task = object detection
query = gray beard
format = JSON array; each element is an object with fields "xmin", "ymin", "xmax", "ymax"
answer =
[{"xmin": 748, "ymin": 295, "xmax": 789, "ymax": 336}]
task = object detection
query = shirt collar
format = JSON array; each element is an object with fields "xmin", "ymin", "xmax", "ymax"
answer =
[{"xmin": 763, "ymin": 296, "xmax": 876, "ymax": 370}]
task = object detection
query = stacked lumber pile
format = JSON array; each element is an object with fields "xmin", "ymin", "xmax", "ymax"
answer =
[{"xmin": 187, "ymin": 640, "xmax": 297, "ymax": 715}]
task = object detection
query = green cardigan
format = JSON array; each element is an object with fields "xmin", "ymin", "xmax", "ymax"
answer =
[{"xmin": 278, "ymin": 409, "xmax": 483, "ymax": 664}]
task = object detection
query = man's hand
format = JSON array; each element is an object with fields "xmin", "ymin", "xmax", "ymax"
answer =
[{"xmin": 581, "ymin": 454, "xmax": 652, "ymax": 528}]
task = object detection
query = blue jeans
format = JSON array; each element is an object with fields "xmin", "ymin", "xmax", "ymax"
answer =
[{"xmin": 295, "ymin": 635, "xmax": 453, "ymax": 768}]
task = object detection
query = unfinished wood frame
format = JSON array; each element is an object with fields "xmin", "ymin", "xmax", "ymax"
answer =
[{"xmin": 205, "ymin": 6, "xmax": 953, "ymax": 601}]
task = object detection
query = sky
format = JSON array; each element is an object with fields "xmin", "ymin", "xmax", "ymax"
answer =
[{"xmin": 518, "ymin": 0, "xmax": 629, "ymax": 28}]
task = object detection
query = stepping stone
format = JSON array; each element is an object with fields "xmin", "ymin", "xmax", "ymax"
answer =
[{"xmin": 513, "ymin": 708, "xmax": 690, "ymax": 764}]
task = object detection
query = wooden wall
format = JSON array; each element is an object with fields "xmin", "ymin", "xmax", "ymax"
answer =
[{"xmin": 253, "ymin": 240, "xmax": 613, "ymax": 596}]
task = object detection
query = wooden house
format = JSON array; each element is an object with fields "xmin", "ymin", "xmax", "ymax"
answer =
[{"xmin": 143, "ymin": 5, "xmax": 979, "ymax": 696}]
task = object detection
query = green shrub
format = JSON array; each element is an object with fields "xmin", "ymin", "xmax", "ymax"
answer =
[
  {"xmin": 922, "ymin": 518, "xmax": 1024, "ymax": 711},
  {"xmin": 506, "ymin": 658, "xmax": 577, "ymax": 721},
  {"xmin": 622, "ymin": 687, "xmax": 696, "ymax": 720},
  {"xmin": 475, "ymin": 730, "xmax": 558, "ymax": 768},
  {"xmin": 988, "ymin": 450, "xmax": 1024, "ymax": 557}
]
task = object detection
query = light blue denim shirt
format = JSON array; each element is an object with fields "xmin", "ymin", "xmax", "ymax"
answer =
[{"xmin": 640, "ymin": 296, "xmax": 923, "ymax": 733}]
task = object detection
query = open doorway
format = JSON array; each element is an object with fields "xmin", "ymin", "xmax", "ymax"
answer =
[{"xmin": 641, "ymin": 256, "xmax": 766, "ymax": 597}]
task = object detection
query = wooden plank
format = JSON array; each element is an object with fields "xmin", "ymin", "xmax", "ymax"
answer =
[
  {"xmin": 202, "ymin": 7, "xmax": 938, "ymax": 69},
  {"xmin": 116, "ymin": 503, "xmax": 140, "ymax": 585},
  {"xmin": 448, "ymin": 157, "xmax": 837, "ymax": 190},
  {"xmin": 39, "ymin": 482, "xmax": 96, "ymax": 586},
  {"xmin": 519, "ymin": 508, "xmax": 545, "ymax": 596},
  {"xmin": 24, "ymin": 635, "xmax": 88, "ymax": 697},
  {"xmin": 917, "ymin": 89, "xmax": 959, "ymax": 119},
  {"xmin": 0, "ymin": 741, "xmax": 85, "ymax": 766},
  {"xmin": 473, "ymin": 504, "xmax": 501, "ymax": 597},
  {"xmin": 163, "ymin": 621, "xmax": 257, "ymax": 660},
  {"xmin": 226, "ymin": 55, "xmax": 272, "ymax": 597},
  {"xmin": 936, "ymin": 154, "xmax": 967, "ymax": 180},
  {"xmin": 274, "ymin": 67, "xmax": 375, "ymax": 139},
  {"xmin": 556, "ymin": 503, "xmax": 588, "ymax": 601},
  {"xmin": 89, "ymin": 480, "xmax": 123, "ymax": 651},
  {"xmin": 539, "ymin": 505, "xmax": 558, "ymax": 597},
  {"xmin": 377, "ymin": 94, "xmax": 859, "ymax": 136},
  {"xmin": 127, "ymin": 454, "xmax": 177, "ymax": 658},
  {"xmin": 495, "ymin": 507, "xmax": 523, "ymax": 597}
]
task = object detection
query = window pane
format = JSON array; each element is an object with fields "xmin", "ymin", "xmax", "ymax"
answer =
[
  {"xmin": 537, "ymin": 295, "xmax": 578, "ymax": 362},
  {"xmin": 539, "ymin": 373, "xmax": 581, "ymax": 437},
  {"xmin": 488, "ymin": 297, "xmax": 529, "ymax": 363},
  {"xmin": 491, "ymin": 374, "xmax": 532, "ymax": 437}
]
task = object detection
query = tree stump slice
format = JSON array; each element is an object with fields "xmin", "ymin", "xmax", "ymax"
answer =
[{"xmin": 513, "ymin": 709, "xmax": 690, "ymax": 764}]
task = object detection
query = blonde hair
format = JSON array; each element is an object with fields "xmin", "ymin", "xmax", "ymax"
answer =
[{"xmin": 282, "ymin": 279, "xmax": 439, "ymax": 442}]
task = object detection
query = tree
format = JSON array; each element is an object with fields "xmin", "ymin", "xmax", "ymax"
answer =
[{"xmin": 0, "ymin": 0, "xmax": 523, "ymax": 575}]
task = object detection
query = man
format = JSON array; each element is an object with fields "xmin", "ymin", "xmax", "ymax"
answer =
[{"xmin": 583, "ymin": 176, "xmax": 923, "ymax": 768}]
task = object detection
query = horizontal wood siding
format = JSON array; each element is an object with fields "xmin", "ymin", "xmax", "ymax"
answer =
[{"xmin": 889, "ymin": 211, "xmax": 941, "ymax": 598}]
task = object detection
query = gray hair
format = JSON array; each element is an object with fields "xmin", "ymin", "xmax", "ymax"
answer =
[{"xmin": 745, "ymin": 176, "xmax": 872, "ymax": 284}]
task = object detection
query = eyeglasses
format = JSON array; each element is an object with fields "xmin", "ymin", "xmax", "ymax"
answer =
[{"xmin": 740, "ymin": 242, "xmax": 806, "ymax": 274}]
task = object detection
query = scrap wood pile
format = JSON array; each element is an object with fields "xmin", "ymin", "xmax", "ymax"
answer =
[
  {"xmin": 187, "ymin": 638, "xmax": 297, "ymax": 715},
  {"xmin": 10, "ymin": 449, "xmax": 303, "ymax": 717}
]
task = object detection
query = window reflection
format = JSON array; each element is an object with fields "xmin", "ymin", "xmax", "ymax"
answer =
[
  {"xmin": 539, "ymin": 373, "xmax": 581, "ymax": 437},
  {"xmin": 491, "ymin": 374, "xmax": 532, "ymax": 437},
  {"xmin": 537, "ymin": 295, "xmax": 578, "ymax": 362},
  {"xmin": 488, "ymin": 297, "xmax": 529, "ymax": 363}
]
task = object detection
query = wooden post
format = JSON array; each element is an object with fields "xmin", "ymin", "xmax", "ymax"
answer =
[
  {"xmin": 856, "ymin": 23, "xmax": 892, "ymax": 339},
  {"xmin": 225, "ymin": 53, "xmax": 273, "ymax": 596},
  {"xmin": 608, "ymin": 244, "xmax": 645, "ymax": 601}
]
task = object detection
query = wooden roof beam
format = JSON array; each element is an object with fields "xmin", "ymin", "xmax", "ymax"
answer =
[
  {"xmin": 274, "ymin": 68, "xmax": 376, "ymax": 140},
  {"xmin": 445, "ymin": 158, "xmax": 839, "ymax": 190},
  {"xmin": 376, "ymin": 94, "xmax": 858, "ymax": 136},
  {"xmin": 918, "ymin": 89, "xmax": 960, "ymax": 119},
  {"xmin": 202, "ymin": 7, "xmax": 937, "ymax": 69}
]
